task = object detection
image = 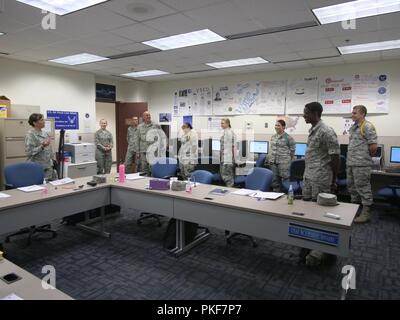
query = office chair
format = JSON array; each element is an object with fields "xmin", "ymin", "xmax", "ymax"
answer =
[
  {"xmin": 4, "ymin": 162, "xmax": 57, "ymax": 244},
  {"xmin": 190, "ymin": 170, "xmax": 213, "ymax": 185},
  {"xmin": 376, "ymin": 185, "xmax": 400, "ymax": 217},
  {"xmin": 336, "ymin": 155, "xmax": 348, "ymax": 196},
  {"xmin": 234, "ymin": 153, "xmax": 267, "ymax": 188},
  {"xmin": 137, "ymin": 157, "xmax": 178, "ymax": 227},
  {"xmin": 226, "ymin": 167, "xmax": 273, "ymax": 248},
  {"xmin": 281, "ymin": 159, "xmax": 305, "ymax": 194}
]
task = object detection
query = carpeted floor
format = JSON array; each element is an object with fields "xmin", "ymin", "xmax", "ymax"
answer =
[{"xmin": 3, "ymin": 205, "xmax": 400, "ymax": 300}]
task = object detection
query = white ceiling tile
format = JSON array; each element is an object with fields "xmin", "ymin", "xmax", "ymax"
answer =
[
  {"xmin": 0, "ymin": 16, "xmax": 30, "ymax": 34},
  {"xmin": 381, "ymin": 48, "xmax": 400, "ymax": 59},
  {"xmin": 285, "ymin": 38, "xmax": 334, "ymax": 51},
  {"xmin": 276, "ymin": 60, "xmax": 312, "ymax": 69},
  {"xmin": 275, "ymin": 27, "xmax": 327, "ymax": 43},
  {"xmin": 184, "ymin": 1, "xmax": 263, "ymax": 36},
  {"xmin": 306, "ymin": 0, "xmax": 350, "ymax": 10},
  {"xmin": 102, "ymin": 0, "xmax": 177, "ymax": 22},
  {"xmin": 49, "ymin": 39, "xmax": 123, "ymax": 57},
  {"xmin": 377, "ymin": 12, "xmax": 400, "ymax": 30},
  {"xmin": 342, "ymin": 52, "xmax": 381, "ymax": 63},
  {"xmin": 159, "ymin": 0, "xmax": 227, "ymax": 12},
  {"xmin": 267, "ymin": 53, "xmax": 302, "ymax": 62},
  {"xmin": 321, "ymin": 17, "xmax": 379, "ymax": 38},
  {"xmin": 77, "ymin": 32, "xmax": 133, "ymax": 47},
  {"xmin": 308, "ymin": 56, "xmax": 345, "ymax": 66},
  {"xmin": 55, "ymin": 6, "xmax": 136, "ymax": 38},
  {"xmin": 1, "ymin": 0, "xmax": 44, "ymax": 26},
  {"xmin": 110, "ymin": 23, "xmax": 167, "ymax": 42},
  {"xmin": 113, "ymin": 42, "xmax": 150, "ymax": 53},
  {"xmin": 143, "ymin": 13, "xmax": 206, "ymax": 35}
]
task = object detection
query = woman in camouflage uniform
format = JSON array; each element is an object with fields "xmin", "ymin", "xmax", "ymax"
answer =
[
  {"xmin": 178, "ymin": 123, "xmax": 198, "ymax": 180},
  {"xmin": 25, "ymin": 113, "xmax": 56, "ymax": 180},
  {"xmin": 95, "ymin": 119, "xmax": 113, "ymax": 174},
  {"xmin": 220, "ymin": 118, "xmax": 237, "ymax": 187}
]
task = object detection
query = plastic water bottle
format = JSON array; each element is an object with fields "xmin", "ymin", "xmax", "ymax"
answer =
[
  {"xmin": 186, "ymin": 177, "xmax": 193, "ymax": 193},
  {"xmin": 42, "ymin": 178, "xmax": 48, "ymax": 195},
  {"xmin": 119, "ymin": 162, "xmax": 125, "ymax": 183},
  {"xmin": 288, "ymin": 184, "xmax": 294, "ymax": 205}
]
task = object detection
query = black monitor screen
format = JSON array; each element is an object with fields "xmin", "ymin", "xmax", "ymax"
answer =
[
  {"xmin": 390, "ymin": 146, "xmax": 400, "ymax": 163},
  {"xmin": 249, "ymin": 141, "xmax": 269, "ymax": 154},
  {"xmin": 96, "ymin": 83, "xmax": 116, "ymax": 102},
  {"xmin": 295, "ymin": 143, "xmax": 307, "ymax": 157}
]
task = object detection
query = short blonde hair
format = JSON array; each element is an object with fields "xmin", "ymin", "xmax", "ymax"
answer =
[
  {"xmin": 353, "ymin": 105, "xmax": 367, "ymax": 116},
  {"xmin": 221, "ymin": 118, "xmax": 231, "ymax": 128}
]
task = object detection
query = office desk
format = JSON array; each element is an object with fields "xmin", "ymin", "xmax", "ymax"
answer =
[
  {"xmin": 371, "ymin": 170, "xmax": 400, "ymax": 195},
  {"xmin": 111, "ymin": 179, "xmax": 358, "ymax": 257},
  {"xmin": 0, "ymin": 177, "xmax": 110, "ymax": 236},
  {"xmin": 0, "ymin": 259, "xmax": 72, "ymax": 300}
]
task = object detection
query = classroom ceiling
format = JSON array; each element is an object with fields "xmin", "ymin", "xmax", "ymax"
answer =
[{"xmin": 1, "ymin": 0, "xmax": 400, "ymax": 82}]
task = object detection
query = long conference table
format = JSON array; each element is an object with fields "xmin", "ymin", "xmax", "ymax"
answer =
[{"xmin": 0, "ymin": 176, "xmax": 359, "ymax": 258}]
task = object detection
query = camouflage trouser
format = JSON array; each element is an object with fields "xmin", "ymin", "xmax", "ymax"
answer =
[
  {"xmin": 44, "ymin": 167, "xmax": 57, "ymax": 181},
  {"xmin": 302, "ymin": 171, "xmax": 332, "ymax": 200},
  {"xmin": 96, "ymin": 150, "xmax": 112, "ymax": 174},
  {"xmin": 220, "ymin": 163, "xmax": 235, "ymax": 187},
  {"xmin": 271, "ymin": 162, "xmax": 290, "ymax": 192},
  {"xmin": 139, "ymin": 152, "xmax": 151, "ymax": 176},
  {"xmin": 179, "ymin": 163, "xmax": 195, "ymax": 180},
  {"xmin": 124, "ymin": 149, "xmax": 137, "ymax": 174},
  {"xmin": 347, "ymin": 166, "xmax": 373, "ymax": 206}
]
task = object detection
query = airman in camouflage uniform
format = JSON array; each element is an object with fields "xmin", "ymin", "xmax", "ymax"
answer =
[
  {"xmin": 25, "ymin": 113, "xmax": 56, "ymax": 180},
  {"xmin": 136, "ymin": 111, "xmax": 162, "ymax": 176},
  {"xmin": 266, "ymin": 120, "xmax": 296, "ymax": 192},
  {"xmin": 125, "ymin": 116, "xmax": 139, "ymax": 174},
  {"xmin": 95, "ymin": 119, "xmax": 113, "ymax": 174},
  {"xmin": 178, "ymin": 123, "xmax": 198, "ymax": 180},
  {"xmin": 220, "ymin": 118, "xmax": 237, "ymax": 187},
  {"xmin": 347, "ymin": 105, "xmax": 378, "ymax": 224},
  {"xmin": 301, "ymin": 102, "xmax": 340, "ymax": 267}
]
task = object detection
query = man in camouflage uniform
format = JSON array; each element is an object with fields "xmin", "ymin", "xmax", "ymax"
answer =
[
  {"xmin": 124, "ymin": 116, "xmax": 139, "ymax": 174},
  {"xmin": 220, "ymin": 118, "xmax": 237, "ymax": 187},
  {"xmin": 266, "ymin": 120, "xmax": 296, "ymax": 192},
  {"xmin": 347, "ymin": 105, "xmax": 377, "ymax": 223},
  {"xmin": 25, "ymin": 113, "xmax": 56, "ymax": 180},
  {"xmin": 301, "ymin": 102, "xmax": 340, "ymax": 267},
  {"xmin": 136, "ymin": 111, "xmax": 162, "ymax": 176},
  {"xmin": 95, "ymin": 119, "xmax": 113, "ymax": 174}
]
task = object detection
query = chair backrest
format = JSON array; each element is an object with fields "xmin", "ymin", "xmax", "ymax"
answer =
[
  {"xmin": 338, "ymin": 155, "xmax": 347, "ymax": 179},
  {"xmin": 290, "ymin": 159, "xmax": 305, "ymax": 181},
  {"xmin": 151, "ymin": 157, "xmax": 178, "ymax": 178},
  {"xmin": 255, "ymin": 153, "xmax": 267, "ymax": 167},
  {"xmin": 190, "ymin": 170, "xmax": 213, "ymax": 184},
  {"xmin": 245, "ymin": 167, "xmax": 273, "ymax": 191},
  {"xmin": 4, "ymin": 162, "xmax": 44, "ymax": 188}
]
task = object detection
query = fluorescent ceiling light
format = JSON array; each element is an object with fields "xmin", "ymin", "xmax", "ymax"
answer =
[
  {"xmin": 0, "ymin": 32, "xmax": 5, "ymax": 36},
  {"xmin": 338, "ymin": 39, "xmax": 400, "ymax": 54},
  {"xmin": 17, "ymin": 0, "xmax": 109, "ymax": 16},
  {"xmin": 121, "ymin": 70, "xmax": 169, "ymax": 78},
  {"xmin": 142, "ymin": 29, "xmax": 226, "ymax": 50},
  {"xmin": 49, "ymin": 53, "xmax": 109, "ymax": 65},
  {"xmin": 206, "ymin": 57, "xmax": 269, "ymax": 69},
  {"xmin": 313, "ymin": 0, "xmax": 400, "ymax": 24}
]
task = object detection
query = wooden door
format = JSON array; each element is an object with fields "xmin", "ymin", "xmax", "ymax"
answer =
[{"xmin": 115, "ymin": 102, "xmax": 148, "ymax": 164}]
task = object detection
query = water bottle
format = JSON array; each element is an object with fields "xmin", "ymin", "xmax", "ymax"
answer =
[
  {"xmin": 42, "ymin": 178, "xmax": 48, "ymax": 195},
  {"xmin": 186, "ymin": 177, "xmax": 193, "ymax": 193},
  {"xmin": 119, "ymin": 162, "xmax": 125, "ymax": 183},
  {"xmin": 288, "ymin": 184, "xmax": 294, "ymax": 205}
]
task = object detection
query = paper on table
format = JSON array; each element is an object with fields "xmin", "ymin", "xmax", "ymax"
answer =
[
  {"xmin": 49, "ymin": 177, "xmax": 74, "ymax": 186},
  {"xmin": 231, "ymin": 189, "xmax": 257, "ymax": 196},
  {"xmin": 17, "ymin": 185, "xmax": 45, "ymax": 192},
  {"xmin": 126, "ymin": 174, "xmax": 145, "ymax": 181},
  {"xmin": 249, "ymin": 191, "xmax": 284, "ymax": 200},
  {"xmin": 0, "ymin": 192, "xmax": 11, "ymax": 198},
  {"xmin": 1, "ymin": 293, "xmax": 23, "ymax": 300}
]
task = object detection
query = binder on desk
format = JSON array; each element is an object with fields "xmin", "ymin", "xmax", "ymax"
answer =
[{"xmin": 209, "ymin": 188, "xmax": 229, "ymax": 196}]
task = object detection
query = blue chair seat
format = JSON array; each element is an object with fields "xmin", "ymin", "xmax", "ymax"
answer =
[
  {"xmin": 190, "ymin": 170, "xmax": 213, "ymax": 184},
  {"xmin": 234, "ymin": 175, "xmax": 246, "ymax": 187},
  {"xmin": 281, "ymin": 180, "xmax": 301, "ymax": 193},
  {"xmin": 377, "ymin": 187, "xmax": 400, "ymax": 198},
  {"xmin": 212, "ymin": 173, "xmax": 222, "ymax": 183}
]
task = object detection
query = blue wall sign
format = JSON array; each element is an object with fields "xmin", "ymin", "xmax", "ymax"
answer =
[
  {"xmin": 288, "ymin": 223, "xmax": 339, "ymax": 247},
  {"xmin": 47, "ymin": 111, "xmax": 79, "ymax": 130}
]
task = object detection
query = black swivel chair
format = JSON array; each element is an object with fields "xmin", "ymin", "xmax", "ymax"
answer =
[{"xmin": 4, "ymin": 162, "xmax": 57, "ymax": 244}]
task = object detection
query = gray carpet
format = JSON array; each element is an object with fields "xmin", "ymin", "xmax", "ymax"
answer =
[{"xmin": 4, "ymin": 205, "xmax": 400, "ymax": 300}]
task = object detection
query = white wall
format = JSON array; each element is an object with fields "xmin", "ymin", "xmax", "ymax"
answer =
[
  {"xmin": 148, "ymin": 59, "xmax": 400, "ymax": 139},
  {"xmin": 0, "ymin": 57, "xmax": 97, "ymax": 133}
]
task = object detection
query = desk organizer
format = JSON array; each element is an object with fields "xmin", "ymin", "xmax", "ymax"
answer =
[{"xmin": 149, "ymin": 179, "xmax": 170, "ymax": 190}]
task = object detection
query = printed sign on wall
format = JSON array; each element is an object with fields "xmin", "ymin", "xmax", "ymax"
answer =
[{"xmin": 47, "ymin": 110, "xmax": 79, "ymax": 130}]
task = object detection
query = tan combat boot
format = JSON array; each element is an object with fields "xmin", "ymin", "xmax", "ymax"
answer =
[{"xmin": 354, "ymin": 205, "xmax": 371, "ymax": 223}]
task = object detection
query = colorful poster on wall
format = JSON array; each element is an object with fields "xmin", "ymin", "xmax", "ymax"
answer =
[
  {"xmin": 257, "ymin": 80, "xmax": 286, "ymax": 114},
  {"xmin": 352, "ymin": 73, "xmax": 389, "ymax": 113},
  {"xmin": 191, "ymin": 87, "xmax": 212, "ymax": 115},
  {"xmin": 318, "ymin": 76, "xmax": 352, "ymax": 114},
  {"xmin": 47, "ymin": 110, "xmax": 79, "ymax": 130},
  {"xmin": 286, "ymin": 77, "xmax": 318, "ymax": 114},
  {"xmin": 207, "ymin": 117, "xmax": 223, "ymax": 132},
  {"xmin": 159, "ymin": 113, "xmax": 171, "ymax": 122}
]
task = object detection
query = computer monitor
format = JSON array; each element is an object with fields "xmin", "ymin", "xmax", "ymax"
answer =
[
  {"xmin": 249, "ymin": 141, "xmax": 269, "ymax": 154},
  {"xmin": 295, "ymin": 143, "xmax": 307, "ymax": 157},
  {"xmin": 390, "ymin": 146, "xmax": 400, "ymax": 163},
  {"xmin": 212, "ymin": 139, "xmax": 220, "ymax": 152},
  {"xmin": 340, "ymin": 144, "xmax": 348, "ymax": 158}
]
